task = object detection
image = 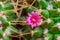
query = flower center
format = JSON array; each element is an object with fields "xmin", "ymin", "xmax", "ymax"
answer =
[{"xmin": 32, "ymin": 18, "xmax": 36, "ymax": 22}]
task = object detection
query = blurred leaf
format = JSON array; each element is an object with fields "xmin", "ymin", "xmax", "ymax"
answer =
[
  {"xmin": 0, "ymin": 16, "xmax": 9, "ymax": 31},
  {"xmin": 9, "ymin": 25, "xmax": 18, "ymax": 33},
  {"xmin": 46, "ymin": 33, "xmax": 54, "ymax": 40},
  {"xmin": 49, "ymin": 27, "xmax": 60, "ymax": 34},
  {"xmin": 52, "ymin": 17, "xmax": 60, "ymax": 23},
  {"xmin": 40, "ymin": 0, "xmax": 48, "ymax": 9},
  {"xmin": 47, "ymin": 20, "xmax": 55, "ymax": 29},
  {"xmin": 3, "ymin": 36, "xmax": 11, "ymax": 40},
  {"xmin": 33, "ymin": 0, "xmax": 40, "ymax": 9},
  {"xmin": 30, "ymin": 37, "xmax": 36, "ymax": 40},
  {"xmin": 24, "ymin": 25, "xmax": 31, "ymax": 32},
  {"xmin": 3, "ymin": 2, "xmax": 13, "ymax": 10},
  {"xmin": 57, "ymin": 1, "xmax": 60, "ymax": 8},
  {"xmin": 26, "ymin": 6, "xmax": 34, "ymax": 13},
  {"xmin": 33, "ymin": 27, "xmax": 43, "ymax": 37},
  {"xmin": 0, "ymin": 5, "xmax": 3, "ymax": 11},
  {"xmin": 0, "ymin": 30, "xmax": 3, "ymax": 37},
  {"xmin": 6, "ymin": 10, "xmax": 17, "ymax": 21},
  {"xmin": 51, "ymin": 1, "xmax": 58, "ymax": 9},
  {"xmin": 54, "ymin": 34, "xmax": 60, "ymax": 40},
  {"xmin": 41, "ymin": 10, "xmax": 49, "ymax": 18},
  {"xmin": 48, "ymin": 9, "xmax": 60, "ymax": 18}
]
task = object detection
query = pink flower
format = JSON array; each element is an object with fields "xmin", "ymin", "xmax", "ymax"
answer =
[{"xmin": 26, "ymin": 11, "xmax": 42, "ymax": 28}]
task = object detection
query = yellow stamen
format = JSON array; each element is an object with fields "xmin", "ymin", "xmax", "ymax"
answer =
[{"xmin": 32, "ymin": 18, "xmax": 36, "ymax": 22}]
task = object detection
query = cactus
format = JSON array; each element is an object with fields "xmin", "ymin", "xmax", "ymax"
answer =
[{"xmin": 0, "ymin": 0, "xmax": 60, "ymax": 40}]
